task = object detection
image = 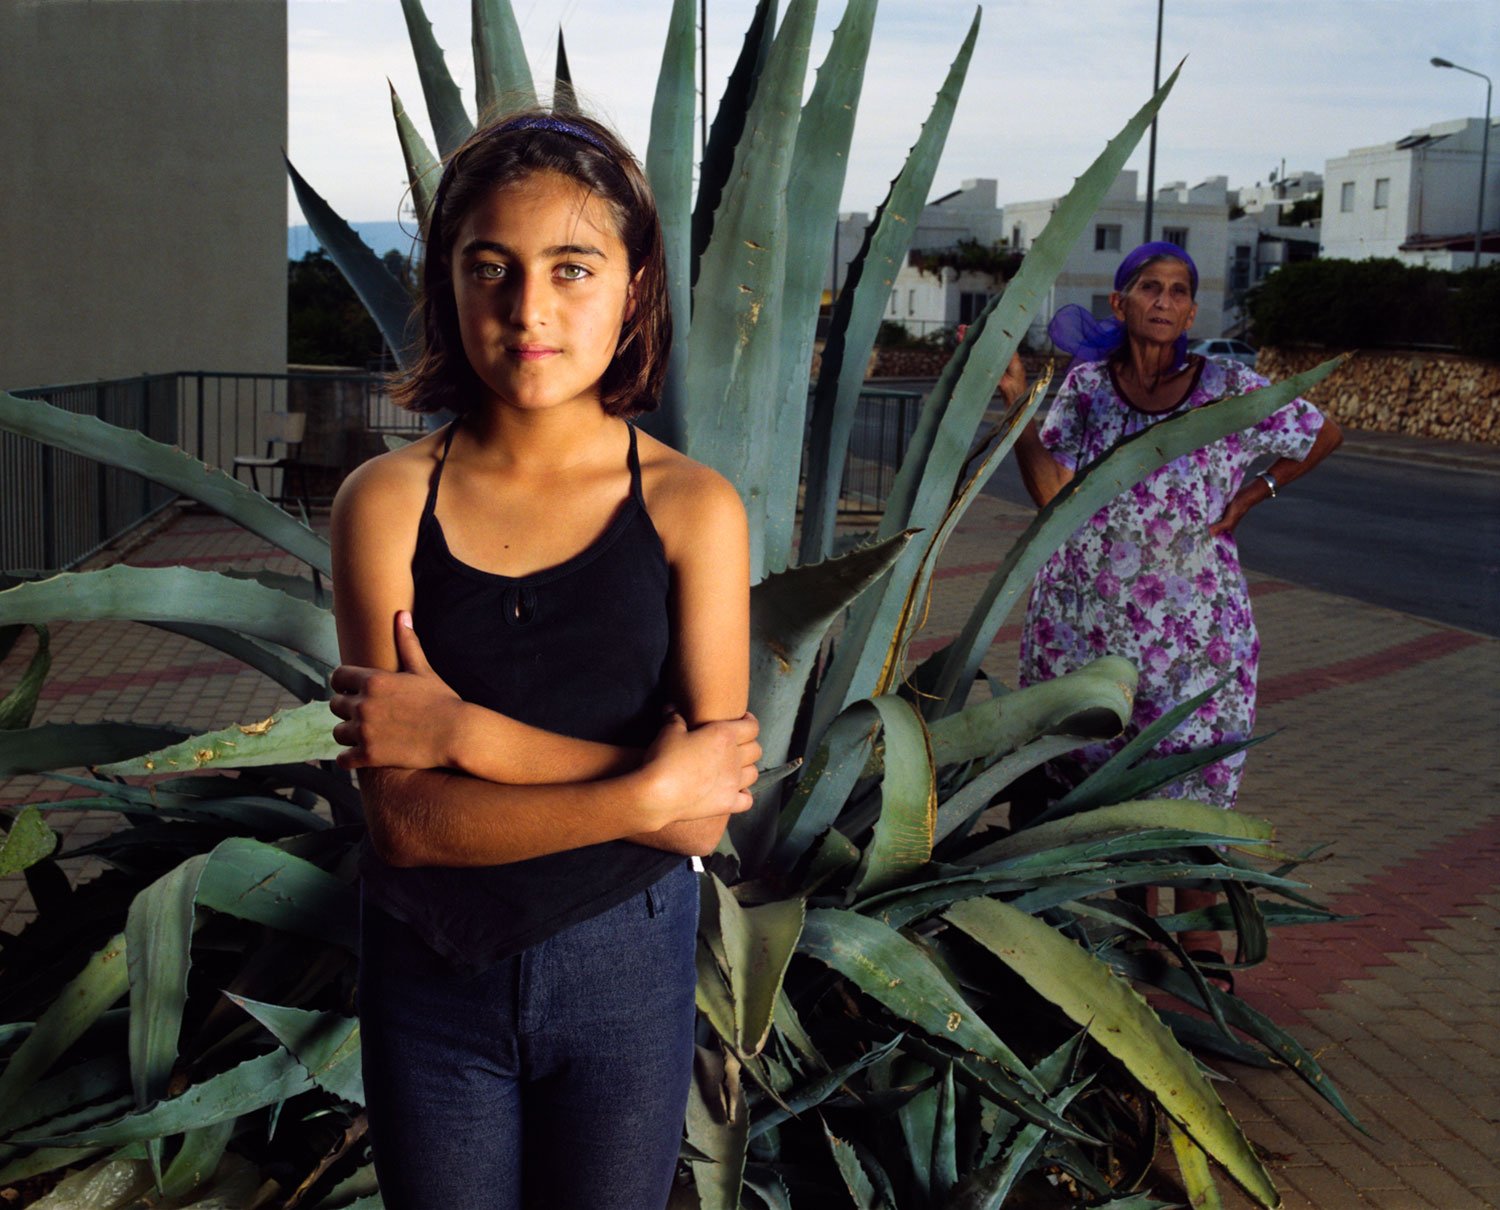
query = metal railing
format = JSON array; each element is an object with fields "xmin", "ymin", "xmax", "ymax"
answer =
[
  {"xmin": 4, "ymin": 375, "xmax": 180, "ymax": 572},
  {"xmin": 4, "ymin": 370, "xmax": 390, "ymax": 572},
  {"xmin": 4, "ymin": 371, "xmax": 921, "ymax": 573},
  {"xmin": 832, "ymin": 388, "xmax": 920, "ymax": 514}
]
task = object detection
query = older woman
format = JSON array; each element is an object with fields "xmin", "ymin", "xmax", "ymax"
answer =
[{"xmin": 1014, "ymin": 241, "xmax": 1342, "ymax": 965}]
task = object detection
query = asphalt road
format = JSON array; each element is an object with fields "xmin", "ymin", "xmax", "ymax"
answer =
[
  {"xmin": 981, "ymin": 451, "xmax": 1500, "ymax": 638},
  {"xmin": 857, "ymin": 380, "xmax": 1500, "ymax": 637}
]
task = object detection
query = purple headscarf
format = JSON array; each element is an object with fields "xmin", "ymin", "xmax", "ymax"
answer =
[{"xmin": 1047, "ymin": 241, "xmax": 1198, "ymax": 366}]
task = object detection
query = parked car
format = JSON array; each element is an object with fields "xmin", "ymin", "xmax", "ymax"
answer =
[{"xmin": 1188, "ymin": 338, "xmax": 1258, "ymax": 368}]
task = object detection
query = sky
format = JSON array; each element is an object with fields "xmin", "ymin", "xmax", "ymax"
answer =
[{"xmin": 288, "ymin": 0, "xmax": 1498, "ymax": 229}]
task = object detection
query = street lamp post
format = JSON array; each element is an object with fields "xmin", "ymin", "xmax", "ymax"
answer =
[{"xmin": 1431, "ymin": 57, "xmax": 1493, "ymax": 269}]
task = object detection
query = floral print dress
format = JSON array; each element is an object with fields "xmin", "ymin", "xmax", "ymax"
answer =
[{"xmin": 1018, "ymin": 356, "xmax": 1324, "ymax": 809}]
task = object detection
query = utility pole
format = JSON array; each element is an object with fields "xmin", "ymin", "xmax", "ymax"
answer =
[
  {"xmin": 700, "ymin": 0, "xmax": 708, "ymax": 159},
  {"xmin": 1142, "ymin": 0, "xmax": 1164, "ymax": 244}
]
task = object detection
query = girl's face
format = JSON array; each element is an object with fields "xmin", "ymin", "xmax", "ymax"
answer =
[
  {"xmin": 450, "ymin": 170, "xmax": 636, "ymax": 416},
  {"xmin": 1110, "ymin": 258, "xmax": 1197, "ymax": 346}
]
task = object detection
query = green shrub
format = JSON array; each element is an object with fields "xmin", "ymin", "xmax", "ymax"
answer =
[
  {"xmin": 1247, "ymin": 257, "xmax": 1500, "ymax": 358},
  {"xmin": 1454, "ymin": 263, "xmax": 1500, "ymax": 358}
]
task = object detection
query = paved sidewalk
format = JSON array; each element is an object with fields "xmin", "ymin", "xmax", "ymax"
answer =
[{"xmin": 3, "ymin": 460, "xmax": 1499, "ymax": 1205}]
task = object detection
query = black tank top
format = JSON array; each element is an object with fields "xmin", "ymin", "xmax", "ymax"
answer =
[{"xmin": 360, "ymin": 420, "xmax": 680, "ymax": 970}]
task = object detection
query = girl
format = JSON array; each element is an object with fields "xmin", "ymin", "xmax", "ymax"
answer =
[{"xmin": 327, "ymin": 110, "xmax": 760, "ymax": 1209}]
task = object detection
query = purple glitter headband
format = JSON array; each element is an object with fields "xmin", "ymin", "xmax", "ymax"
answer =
[
  {"xmin": 495, "ymin": 114, "xmax": 611, "ymax": 154},
  {"xmin": 1114, "ymin": 240, "xmax": 1198, "ymax": 294},
  {"xmin": 1047, "ymin": 241, "xmax": 1198, "ymax": 365}
]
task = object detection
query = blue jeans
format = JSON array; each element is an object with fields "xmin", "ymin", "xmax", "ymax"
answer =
[{"xmin": 358, "ymin": 860, "xmax": 699, "ymax": 1210}]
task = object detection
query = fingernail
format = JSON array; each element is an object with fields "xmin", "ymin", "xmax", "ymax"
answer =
[{"xmin": 399, "ymin": 611, "xmax": 413, "ymax": 629}]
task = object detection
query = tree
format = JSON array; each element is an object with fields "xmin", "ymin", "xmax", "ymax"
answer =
[{"xmin": 287, "ymin": 249, "xmax": 410, "ymax": 368}]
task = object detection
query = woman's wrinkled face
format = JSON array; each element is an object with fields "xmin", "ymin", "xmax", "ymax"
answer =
[{"xmin": 1110, "ymin": 258, "xmax": 1197, "ymax": 346}]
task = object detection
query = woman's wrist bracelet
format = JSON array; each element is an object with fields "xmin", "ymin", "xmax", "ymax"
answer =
[{"xmin": 1257, "ymin": 471, "xmax": 1278, "ymax": 498}]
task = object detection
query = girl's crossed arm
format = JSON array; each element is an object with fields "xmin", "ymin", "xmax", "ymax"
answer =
[{"xmin": 330, "ymin": 445, "xmax": 757, "ymax": 868}]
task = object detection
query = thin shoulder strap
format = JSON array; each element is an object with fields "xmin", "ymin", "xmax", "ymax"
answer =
[
  {"xmin": 626, "ymin": 422, "xmax": 645, "ymax": 506},
  {"xmin": 421, "ymin": 420, "xmax": 461, "ymax": 523}
]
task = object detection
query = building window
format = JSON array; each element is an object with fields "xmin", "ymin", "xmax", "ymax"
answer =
[
  {"xmin": 1374, "ymin": 178, "xmax": 1390, "ymax": 209},
  {"xmin": 907, "ymin": 289, "xmax": 916, "ymax": 317},
  {"xmin": 1340, "ymin": 181, "xmax": 1355, "ymax": 212},
  {"xmin": 1162, "ymin": 226, "xmax": 1189, "ymax": 249},
  {"xmin": 959, "ymin": 292, "xmax": 990, "ymax": 324},
  {"xmin": 1090, "ymin": 294, "xmax": 1113, "ymax": 319},
  {"xmin": 1011, "ymin": 224, "xmax": 1023, "ymax": 249},
  {"xmin": 1230, "ymin": 245, "xmax": 1252, "ymax": 292},
  {"xmin": 1095, "ymin": 224, "xmax": 1122, "ymax": 252}
]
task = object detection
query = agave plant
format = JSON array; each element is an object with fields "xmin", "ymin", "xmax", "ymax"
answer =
[{"xmin": 0, "ymin": 1, "xmax": 1353, "ymax": 1206}]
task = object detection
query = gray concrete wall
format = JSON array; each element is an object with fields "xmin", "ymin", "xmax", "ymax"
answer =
[{"xmin": 0, "ymin": 0, "xmax": 287, "ymax": 391}]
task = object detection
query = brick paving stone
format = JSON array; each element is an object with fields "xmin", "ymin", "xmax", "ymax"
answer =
[
  {"xmin": 1387, "ymin": 1165, "xmax": 1493, "ymax": 1208},
  {"xmin": 1309, "ymin": 1142, "xmax": 1406, "ymax": 1190},
  {"xmin": 1412, "ymin": 1138, "xmax": 1500, "ymax": 1188},
  {"xmin": 1361, "ymin": 1188, "xmax": 1442, "ymax": 1210},
  {"xmin": 1358, "ymin": 1096, "xmax": 1465, "ymax": 1147},
  {"xmin": 1279, "ymin": 1164, "xmax": 1367, "ymax": 1206}
]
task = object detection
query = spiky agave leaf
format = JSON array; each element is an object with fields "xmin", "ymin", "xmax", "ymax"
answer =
[
  {"xmin": 399, "ymin": 0, "xmax": 475, "ymax": 154},
  {"xmin": 680, "ymin": 0, "xmax": 816, "ymax": 577},
  {"xmin": 0, "ymin": 808, "xmax": 57, "ymax": 877},
  {"xmin": 391, "ymin": 82, "xmax": 441, "ymax": 229},
  {"xmin": 800, "ymin": 8, "xmax": 980, "ymax": 566},
  {"xmin": 643, "ymin": 0, "xmax": 696, "ymax": 438},
  {"xmin": 472, "ymin": 0, "xmax": 536, "ymax": 119},
  {"xmin": 0, "ymin": 840, "xmax": 354, "ymax": 1122},
  {"xmin": 813, "ymin": 62, "xmax": 1186, "ymax": 737},
  {"xmin": 749, "ymin": 531, "xmax": 912, "ymax": 772},
  {"xmin": 286, "ymin": 158, "xmax": 419, "ymax": 369},
  {"xmin": 0, "ymin": 567, "xmax": 338, "ymax": 669},
  {"xmin": 690, "ymin": 0, "xmax": 777, "ymax": 282},
  {"xmin": 945, "ymin": 896, "xmax": 1280, "ymax": 1207},
  {"xmin": 0, "ymin": 623, "xmax": 48, "ymax": 730},
  {"xmin": 552, "ymin": 27, "xmax": 577, "ymax": 114},
  {"xmin": 97, "ymin": 702, "xmax": 341, "ymax": 776},
  {"xmin": 761, "ymin": 0, "xmax": 881, "ymax": 572}
]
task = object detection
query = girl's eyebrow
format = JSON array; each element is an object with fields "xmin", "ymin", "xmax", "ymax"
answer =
[{"xmin": 459, "ymin": 238, "xmax": 607, "ymax": 259}]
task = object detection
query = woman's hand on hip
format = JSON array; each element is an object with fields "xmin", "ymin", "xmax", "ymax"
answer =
[
  {"xmin": 636, "ymin": 711, "xmax": 761, "ymax": 828},
  {"xmin": 330, "ymin": 610, "xmax": 463, "ymax": 770}
]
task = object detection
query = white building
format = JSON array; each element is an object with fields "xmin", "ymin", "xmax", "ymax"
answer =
[
  {"xmin": 1223, "ymin": 171, "xmax": 1322, "ymax": 333},
  {"xmin": 1234, "ymin": 170, "xmax": 1323, "ymax": 219},
  {"xmin": 838, "ymin": 178, "xmax": 1006, "ymax": 339},
  {"xmin": 1003, "ymin": 170, "xmax": 1232, "ymax": 347},
  {"xmin": 1321, "ymin": 118, "xmax": 1500, "ymax": 268},
  {"xmin": 910, "ymin": 178, "xmax": 1007, "ymax": 251}
]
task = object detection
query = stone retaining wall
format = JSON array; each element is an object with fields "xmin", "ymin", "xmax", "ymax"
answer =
[
  {"xmin": 821, "ymin": 342, "xmax": 1499, "ymax": 444},
  {"xmin": 1257, "ymin": 347, "xmax": 1499, "ymax": 445}
]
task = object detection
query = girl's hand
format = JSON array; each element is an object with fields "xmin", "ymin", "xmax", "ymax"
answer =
[
  {"xmin": 636, "ymin": 712, "xmax": 761, "ymax": 829},
  {"xmin": 330, "ymin": 611, "xmax": 463, "ymax": 770}
]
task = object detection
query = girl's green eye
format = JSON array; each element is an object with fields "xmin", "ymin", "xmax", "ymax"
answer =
[
  {"xmin": 557, "ymin": 264, "xmax": 589, "ymax": 281},
  {"xmin": 475, "ymin": 263, "xmax": 504, "ymax": 280}
]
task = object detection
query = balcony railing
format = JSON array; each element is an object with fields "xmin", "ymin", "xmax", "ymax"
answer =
[{"xmin": 4, "ymin": 372, "xmax": 920, "ymax": 572}]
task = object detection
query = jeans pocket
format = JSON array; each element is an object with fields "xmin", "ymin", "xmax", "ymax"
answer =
[{"xmin": 643, "ymin": 859, "xmax": 694, "ymax": 921}]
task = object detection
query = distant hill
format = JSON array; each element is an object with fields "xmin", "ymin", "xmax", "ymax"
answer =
[{"xmin": 287, "ymin": 222, "xmax": 421, "ymax": 262}]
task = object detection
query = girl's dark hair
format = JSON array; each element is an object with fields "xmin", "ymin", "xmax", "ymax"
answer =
[{"xmin": 392, "ymin": 108, "xmax": 670, "ymax": 418}]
